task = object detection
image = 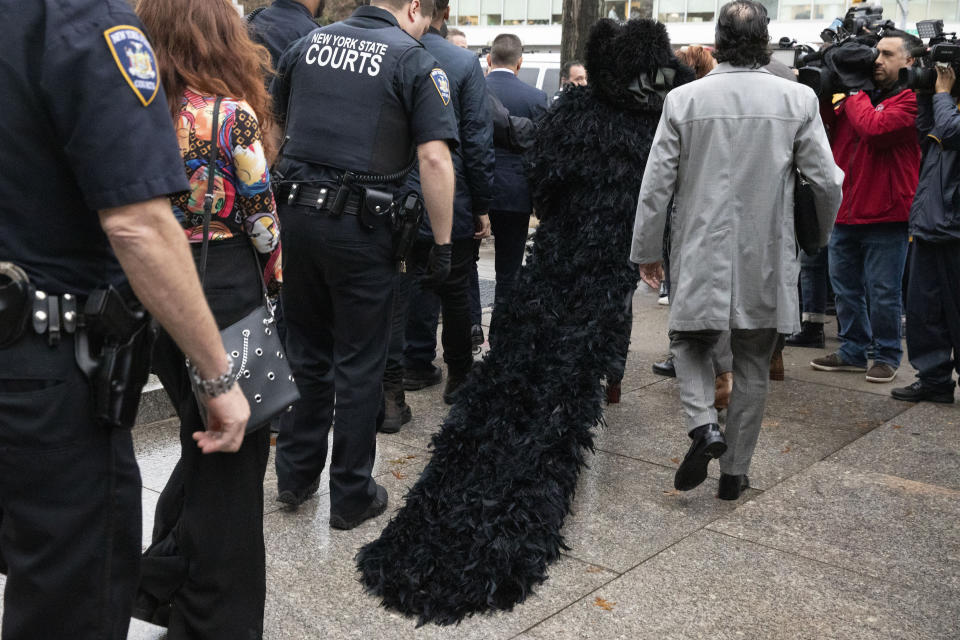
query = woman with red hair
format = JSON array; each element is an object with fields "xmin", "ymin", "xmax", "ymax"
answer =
[
  {"xmin": 675, "ymin": 44, "xmax": 718, "ymax": 79},
  {"xmin": 133, "ymin": 0, "xmax": 279, "ymax": 636}
]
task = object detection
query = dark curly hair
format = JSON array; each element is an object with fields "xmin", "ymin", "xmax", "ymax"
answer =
[{"xmin": 714, "ymin": 1, "xmax": 771, "ymax": 68}]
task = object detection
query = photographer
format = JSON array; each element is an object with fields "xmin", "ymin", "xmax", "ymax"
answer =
[
  {"xmin": 811, "ymin": 29, "xmax": 922, "ymax": 384},
  {"xmin": 891, "ymin": 65, "xmax": 960, "ymax": 404}
]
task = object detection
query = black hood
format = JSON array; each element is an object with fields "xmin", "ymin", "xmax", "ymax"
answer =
[{"xmin": 585, "ymin": 18, "xmax": 696, "ymax": 112}]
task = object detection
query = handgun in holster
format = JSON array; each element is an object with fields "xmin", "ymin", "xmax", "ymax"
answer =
[
  {"xmin": 0, "ymin": 262, "xmax": 32, "ymax": 349},
  {"xmin": 392, "ymin": 192, "xmax": 425, "ymax": 268},
  {"xmin": 330, "ymin": 171, "xmax": 357, "ymax": 216},
  {"xmin": 74, "ymin": 286, "xmax": 156, "ymax": 429}
]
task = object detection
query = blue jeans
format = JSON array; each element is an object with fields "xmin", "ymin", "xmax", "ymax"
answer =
[{"xmin": 828, "ymin": 223, "xmax": 908, "ymax": 368}]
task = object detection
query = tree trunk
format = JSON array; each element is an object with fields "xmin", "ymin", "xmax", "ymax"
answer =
[{"xmin": 561, "ymin": 0, "xmax": 603, "ymax": 67}]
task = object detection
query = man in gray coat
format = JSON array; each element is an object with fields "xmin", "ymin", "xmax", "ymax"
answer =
[{"xmin": 630, "ymin": 0, "xmax": 843, "ymax": 500}]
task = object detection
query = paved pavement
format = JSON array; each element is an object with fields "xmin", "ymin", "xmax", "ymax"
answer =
[{"xmin": 9, "ymin": 237, "xmax": 960, "ymax": 638}]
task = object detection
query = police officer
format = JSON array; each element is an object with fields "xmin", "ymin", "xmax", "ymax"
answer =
[
  {"xmin": 271, "ymin": 0, "xmax": 457, "ymax": 528},
  {"xmin": 248, "ymin": 0, "xmax": 325, "ymax": 69},
  {"xmin": 399, "ymin": 0, "xmax": 495, "ymax": 410},
  {"xmin": 0, "ymin": 1, "xmax": 249, "ymax": 637}
]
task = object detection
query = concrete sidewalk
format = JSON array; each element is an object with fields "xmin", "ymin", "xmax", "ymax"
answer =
[{"xmin": 16, "ymin": 235, "xmax": 959, "ymax": 639}]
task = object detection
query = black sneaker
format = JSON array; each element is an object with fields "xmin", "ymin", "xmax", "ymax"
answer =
[
  {"xmin": 785, "ymin": 322, "xmax": 825, "ymax": 348},
  {"xmin": 277, "ymin": 475, "xmax": 322, "ymax": 508},
  {"xmin": 403, "ymin": 365, "xmax": 443, "ymax": 391},
  {"xmin": 890, "ymin": 380, "xmax": 955, "ymax": 404},
  {"xmin": 329, "ymin": 484, "xmax": 388, "ymax": 530}
]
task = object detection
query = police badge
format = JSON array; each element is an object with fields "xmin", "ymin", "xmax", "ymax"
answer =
[{"xmin": 103, "ymin": 25, "xmax": 160, "ymax": 107}]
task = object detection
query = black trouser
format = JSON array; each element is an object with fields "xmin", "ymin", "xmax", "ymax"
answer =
[
  {"xmin": 468, "ymin": 238, "xmax": 482, "ymax": 325},
  {"xmin": 403, "ymin": 238, "xmax": 475, "ymax": 376},
  {"xmin": 0, "ymin": 331, "xmax": 141, "ymax": 639},
  {"xmin": 383, "ymin": 269, "xmax": 412, "ymax": 387},
  {"xmin": 489, "ymin": 210, "xmax": 530, "ymax": 307},
  {"xmin": 905, "ymin": 239, "xmax": 960, "ymax": 390},
  {"xmin": 141, "ymin": 238, "xmax": 270, "ymax": 639},
  {"xmin": 276, "ymin": 206, "xmax": 394, "ymax": 518}
]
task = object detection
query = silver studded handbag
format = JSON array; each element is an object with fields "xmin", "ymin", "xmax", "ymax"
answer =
[
  {"xmin": 192, "ymin": 97, "xmax": 299, "ymax": 433},
  {"xmin": 214, "ymin": 301, "xmax": 299, "ymax": 432}
]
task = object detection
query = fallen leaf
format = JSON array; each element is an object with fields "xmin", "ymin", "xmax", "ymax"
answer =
[
  {"xmin": 670, "ymin": 457, "xmax": 680, "ymax": 465},
  {"xmin": 892, "ymin": 424, "xmax": 903, "ymax": 430},
  {"xmin": 762, "ymin": 420, "xmax": 780, "ymax": 428},
  {"xmin": 405, "ymin": 454, "xmax": 417, "ymax": 459},
  {"xmin": 586, "ymin": 566, "xmax": 605, "ymax": 574},
  {"xmin": 594, "ymin": 597, "xmax": 616, "ymax": 611},
  {"xmin": 387, "ymin": 457, "xmax": 407, "ymax": 465},
  {"xmin": 391, "ymin": 469, "xmax": 406, "ymax": 480},
  {"xmin": 663, "ymin": 489, "xmax": 680, "ymax": 496},
  {"xmin": 781, "ymin": 446, "xmax": 791, "ymax": 454}
]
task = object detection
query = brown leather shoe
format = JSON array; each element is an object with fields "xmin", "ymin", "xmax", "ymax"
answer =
[
  {"xmin": 714, "ymin": 372, "xmax": 733, "ymax": 409},
  {"xmin": 769, "ymin": 349, "xmax": 784, "ymax": 381},
  {"xmin": 606, "ymin": 381, "xmax": 621, "ymax": 404}
]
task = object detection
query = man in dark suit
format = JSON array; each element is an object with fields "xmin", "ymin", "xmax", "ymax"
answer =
[{"xmin": 485, "ymin": 34, "xmax": 548, "ymax": 311}]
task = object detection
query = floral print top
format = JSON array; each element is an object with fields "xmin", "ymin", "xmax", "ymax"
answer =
[{"xmin": 171, "ymin": 89, "xmax": 281, "ymax": 284}]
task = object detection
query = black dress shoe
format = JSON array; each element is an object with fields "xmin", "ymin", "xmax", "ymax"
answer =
[
  {"xmin": 717, "ymin": 473, "xmax": 749, "ymax": 500},
  {"xmin": 674, "ymin": 423, "xmax": 727, "ymax": 491},
  {"xmin": 652, "ymin": 356, "xmax": 676, "ymax": 378},
  {"xmin": 890, "ymin": 380, "xmax": 955, "ymax": 404},
  {"xmin": 330, "ymin": 484, "xmax": 388, "ymax": 530},
  {"xmin": 277, "ymin": 475, "xmax": 322, "ymax": 508},
  {"xmin": 403, "ymin": 365, "xmax": 443, "ymax": 391}
]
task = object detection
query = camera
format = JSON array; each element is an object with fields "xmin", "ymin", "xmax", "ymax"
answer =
[
  {"xmin": 797, "ymin": 6, "xmax": 894, "ymax": 98},
  {"xmin": 899, "ymin": 20, "xmax": 960, "ymax": 94},
  {"xmin": 770, "ymin": 37, "xmax": 814, "ymax": 69}
]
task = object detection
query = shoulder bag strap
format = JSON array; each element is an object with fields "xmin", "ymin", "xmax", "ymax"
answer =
[{"xmin": 198, "ymin": 96, "xmax": 224, "ymax": 288}]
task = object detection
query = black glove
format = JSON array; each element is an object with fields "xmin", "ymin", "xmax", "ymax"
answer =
[{"xmin": 419, "ymin": 243, "xmax": 452, "ymax": 291}]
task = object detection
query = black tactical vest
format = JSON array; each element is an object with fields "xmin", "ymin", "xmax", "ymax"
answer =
[{"xmin": 283, "ymin": 18, "xmax": 419, "ymax": 176}]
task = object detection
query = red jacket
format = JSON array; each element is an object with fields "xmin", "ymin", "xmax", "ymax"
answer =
[{"xmin": 821, "ymin": 89, "xmax": 920, "ymax": 225}]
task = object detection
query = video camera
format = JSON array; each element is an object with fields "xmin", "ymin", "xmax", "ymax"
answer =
[
  {"xmin": 899, "ymin": 20, "xmax": 960, "ymax": 94},
  {"xmin": 796, "ymin": 5, "xmax": 895, "ymax": 98}
]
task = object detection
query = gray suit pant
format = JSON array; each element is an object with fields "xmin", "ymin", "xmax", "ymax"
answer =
[{"xmin": 671, "ymin": 328, "xmax": 779, "ymax": 476}]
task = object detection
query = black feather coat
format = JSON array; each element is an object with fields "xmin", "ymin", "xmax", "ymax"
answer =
[{"xmin": 356, "ymin": 19, "xmax": 695, "ymax": 626}]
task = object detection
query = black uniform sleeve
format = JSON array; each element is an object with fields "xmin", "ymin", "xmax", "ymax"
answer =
[
  {"xmin": 270, "ymin": 34, "xmax": 311, "ymax": 130},
  {"xmin": 39, "ymin": 0, "xmax": 188, "ymax": 211},
  {"xmin": 397, "ymin": 47, "xmax": 459, "ymax": 148},
  {"xmin": 458, "ymin": 58, "xmax": 494, "ymax": 215}
]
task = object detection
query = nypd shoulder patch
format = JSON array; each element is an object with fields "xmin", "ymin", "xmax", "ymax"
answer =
[
  {"xmin": 103, "ymin": 25, "xmax": 160, "ymax": 107},
  {"xmin": 431, "ymin": 68, "xmax": 451, "ymax": 106}
]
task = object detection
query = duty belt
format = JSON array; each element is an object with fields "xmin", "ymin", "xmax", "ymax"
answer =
[
  {"xmin": 279, "ymin": 184, "xmax": 363, "ymax": 216},
  {"xmin": 32, "ymin": 290, "xmax": 81, "ymax": 346}
]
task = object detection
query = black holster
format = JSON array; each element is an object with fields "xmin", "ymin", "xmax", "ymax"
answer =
[
  {"xmin": 0, "ymin": 262, "xmax": 32, "ymax": 349},
  {"xmin": 75, "ymin": 287, "xmax": 156, "ymax": 429},
  {"xmin": 393, "ymin": 192, "xmax": 425, "ymax": 263}
]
